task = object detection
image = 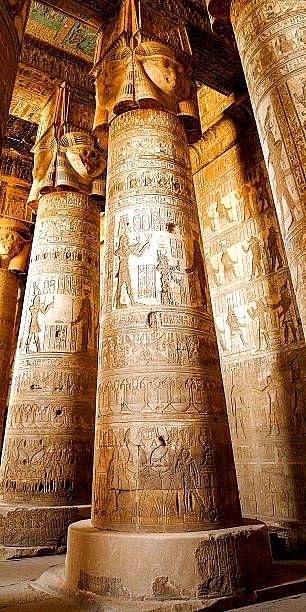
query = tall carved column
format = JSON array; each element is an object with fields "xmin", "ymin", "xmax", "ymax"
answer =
[
  {"xmin": 191, "ymin": 86, "xmax": 306, "ymax": 555},
  {"xmin": 64, "ymin": 3, "xmax": 272, "ymax": 606},
  {"xmin": 0, "ymin": 137, "xmax": 34, "ymax": 448},
  {"xmin": 0, "ymin": 1, "xmax": 31, "ymax": 150},
  {"xmin": 0, "ymin": 84, "xmax": 105, "ymax": 557},
  {"xmin": 207, "ymin": 0, "xmax": 306, "ymax": 333}
]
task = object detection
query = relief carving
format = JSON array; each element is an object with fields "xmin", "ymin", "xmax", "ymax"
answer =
[{"xmin": 192, "ymin": 87, "xmax": 306, "ymax": 547}]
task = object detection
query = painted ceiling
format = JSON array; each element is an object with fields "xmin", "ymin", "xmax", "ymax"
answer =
[{"xmin": 26, "ymin": 1, "xmax": 98, "ymax": 61}]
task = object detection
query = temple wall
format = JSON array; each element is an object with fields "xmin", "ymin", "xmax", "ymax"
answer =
[{"xmin": 191, "ymin": 86, "xmax": 306, "ymax": 550}]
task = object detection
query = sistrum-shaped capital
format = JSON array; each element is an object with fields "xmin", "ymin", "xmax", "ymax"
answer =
[{"xmin": 93, "ymin": 0, "xmax": 201, "ymax": 143}]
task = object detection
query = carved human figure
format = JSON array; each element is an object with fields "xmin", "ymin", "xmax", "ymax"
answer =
[
  {"xmin": 205, "ymin": 254, "xmax": 220, "ymax": 287},
  {"xmin": 156, "ymin": 250, "xmax": 177, "ymax": 306},
  {"xmin": 230, "ymin": 381, "xmax": 247, "ymax": 439},
  {"xmin": 254, "ymin": 166, "xmax": 271, "ymax": 213},
  {"xmin": 221, "ymin": 246, "xmax": 237, "ymax": 283},
  {"xmin": 185, "ymin": 232, "xmax": 208, "ymax": 308},
  {"xmin": 114, "ymin": 229, "xmax": 150, "ymax": 308},
  {"xmin": 215, "ymin": 192, "xmax": 233, "ymax": 225},
  {"xmin": 226, "ymin": 304, "xmax": 246, "ymax": 349},
  {"xmin": 26, "ymin": 289, "xmax": 53, "ymax": 352},
  {"xmin": 202, "ymin": 204, "xmax": 215, "ymax": 232},
  {"xmin": 72, "ymin": 289, "xmax": 92, "ymax": 353},
  {"xmin": 267, "ymin": 225, "xmax": 283, "ymax": 271},
  {"xmin": 289, "ymin": 358, "xmax": 306, "ymax": 432},
  {"xmin": 239, "ymin": 184, "xmax": 254, "ymax": 220},
  {"xmin": 175, "ymin": 447, "xmax": 205, "ymax": 518},
  {"xmin": 247, "ymin": 296, "xmax": 270, "ymax": 351},
  {"xmin": 270, "ymin": 281, "xmax": 297, "ymax": 345},
  {"xmin": 242, "ymin": 235, "xmax": 263, "ymax": 279},
  {"xmin": 261, "ymin": 374, "xmax": 283, "ymax": 436},
  {"xmin": 264, "ymin": 111, "xmax": 302, "ymax": 228}
]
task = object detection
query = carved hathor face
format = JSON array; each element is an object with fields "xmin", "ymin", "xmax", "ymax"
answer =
[
  {"xmin": 64, "ymin": 132, "xmax": 106, "ymax": 178},
  {"xmin": 141, "ymin": 53, "xmax": 190, "ymax": 99}
]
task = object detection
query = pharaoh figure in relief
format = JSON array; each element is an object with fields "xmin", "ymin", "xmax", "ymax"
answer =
[
  {"xmin": 64, "ymin": 1, "xmax": 272, "ymax": 604},
  {"xmin": 1, "ymin": 82, "xmax": 105, "ymax": 539}
]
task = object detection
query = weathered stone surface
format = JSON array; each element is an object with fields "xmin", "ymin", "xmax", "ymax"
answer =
[
  {"xmin": 64, "ymin": 519, "xmax": 271, "ymax": 602},
  {"xmin": 0, "ymin": 503, "xmax": 91, "ymax": 560}
]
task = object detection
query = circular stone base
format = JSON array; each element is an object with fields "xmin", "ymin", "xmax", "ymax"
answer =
[{"xmin": 64, "ymin": 519, "xmax": 272, "ymax": 603}]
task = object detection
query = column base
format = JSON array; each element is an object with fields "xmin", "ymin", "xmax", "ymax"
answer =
[
  {"xmin": 64, "ymin": 519, "xmax": 272, "ymax": 604},
  {"xmin": 0, "ymin": 502, "xmax": 91, "ymax": 559},
  {"xmin": 262, "ymin": 518, "xmax": 306, "ymax": 559}
]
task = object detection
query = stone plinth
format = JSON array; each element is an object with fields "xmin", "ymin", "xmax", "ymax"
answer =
[
  {"xmin": 0, "ymin": 502, "xmax": 90, "ymax": 560},
  {"xmin": 64, "ymin": 519, "xmax": 271, "ymax": 604}
]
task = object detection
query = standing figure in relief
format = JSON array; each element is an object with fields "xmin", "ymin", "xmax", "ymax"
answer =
[
  {"xmin": 226, "ymin": 304, "xmax": 246, "ymax": 349},
  {"xmin": 248, "ymin": 296, "xmax": 270, "ymax": 351},
  {"xmin": 185, "ymin": 231, "xmax": 207, "ymax": 308},
  {"xmin": 242, "ymin": 235, "xmax": 263, "ymax": 279},
  {"xmin": 156, "ymin": 251, "xmax": 175, "ymax": 306},
  {"xmin": 205, "ymin": 254, "xmax": 220, "ymax": 287},
  {"xmin": 26, "ymin": 289, "xmax": 53, "ymax": 352},
  {"xmin": 270, "ymin": 281, "xmax": 297, "ymax": 345},
  {"xmin": 267, "ymin": 225, "xmax": 283, "ymax": 271},
  {"xmin": 114, "ymin": 229, "xmax": 150, "ymax": 308},
  {"xmin": 264, "ymin": 107, "xmax": 302, "ymax": 227},
  {"xmin": 261, "ymin": 374, "xmax": 283, "ymax": 437},
  {"xmin": 221, "ymin": 245, "xmax": 238, "ymax": 284},
  {"xmin": 239, "ymin": 184, "xmax": 255, "ymax": 220},
  {"xmin": 215, "ymin": 192, "xmax": 233, "ymax": 225},
  {"xmin": 72, "ymin": 289, "xmax": 92, "ymax": 353}
]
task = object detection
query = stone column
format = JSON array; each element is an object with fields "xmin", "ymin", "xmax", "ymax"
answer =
[
  {"xmin": 191, "ymin": 86, "xmax": 306, "ymax": 555},
  {"xmin": 207, "ymin": 0, "xmax": 306, "ymax": 334},
  {"xmin": 64, "ymin": 2, "xmax": 272, "ymax": 606},
  {"xmin": 0, "ymin": 218, "xmax": 31, "ymax": 445},
  {"xmin": 0, "ymin": 269, "xmax": 19, "ymax": 445},
  {"xmin": 0, "ymin": 144, "xmax": 33, "ymax": 449},
  {"xmin": 0, "ymin": 1, "xmax": 31, "ymax": 150},
  {"xmin": 0, "ymin": 84, "xmax": 105, "ymax": 557}
]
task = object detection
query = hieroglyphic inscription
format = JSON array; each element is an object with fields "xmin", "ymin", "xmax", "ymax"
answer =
[
  {"xmin": 94, "ymin": 108, "xmax": 241, "ymax": 531},
  {"xmin": 230, "ymin": 0, "xmax": 306, "ymax": 333},
  {"xmin": 1, "ymin": 192, "xmax": 99, "ymax": 504}
]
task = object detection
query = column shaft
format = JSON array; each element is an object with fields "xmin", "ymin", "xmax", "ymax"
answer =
[
  {"xmin": 1, "ymin": 191, "xmax": 99, "ymax": 505},
  {"xmin": 93, "ymin": 108, "xmax": 241, "ymax": 531},
  {"xmin": 230, "ymin": 0, "xmax": 306, "ymax": 332},
  {"xmin": 0, "ymin": 271, "xmax": 18, "ymax": 445},
  {"xmin": 191, "ymin": 88, "xmax": 306, "ymax": 553}
]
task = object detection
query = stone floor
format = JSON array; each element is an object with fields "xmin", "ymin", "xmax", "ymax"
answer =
[{"xmin": 0, "ymin": 555, "xmax": 305, "ymax": 611}]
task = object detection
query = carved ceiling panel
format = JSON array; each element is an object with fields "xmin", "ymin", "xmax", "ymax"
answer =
[
  {"xmin": 7, "ymin": 0, "xmax": 245, "ymax": 134},
  {"xmin": 26, "ymin": 1, "xmax": 98, "ymax": 60}
]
